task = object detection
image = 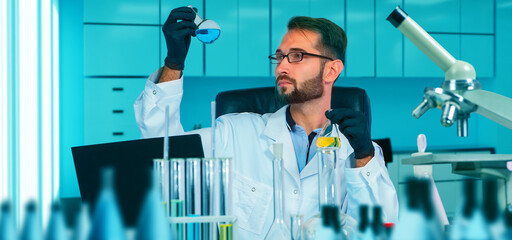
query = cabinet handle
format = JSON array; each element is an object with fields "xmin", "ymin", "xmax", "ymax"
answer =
[
  {"xmin": 112, "ymin": 87, "xmax": 124, "ymax": 91},
  {"xmin": 113, "ymin": 132, "xmax": 124, "ymax": 136},
  {"xmin": 112, "ymin": 109, "xmax": 124, "ymax": 114}
]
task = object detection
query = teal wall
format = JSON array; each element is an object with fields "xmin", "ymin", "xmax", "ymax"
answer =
[
  {"xmin": 59, "ymin": 0, "xmax": 512, "ymax": 198},
  {"xmin": 59, "ymin": 0, "xmax": 84, "ymax": 198}
]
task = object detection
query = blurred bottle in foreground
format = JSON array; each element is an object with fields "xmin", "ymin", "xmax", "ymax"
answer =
[
  {"xmin": 45, "ymin": 202, "xmax": 68, "ymax": 240},
  {"xmin": 88, "ymin": 168, "xmax": 126, "ymax": 240},
  {"xmin": 0, "ymin": 201, "xmax": 16, "ymax": 240},
  {"xmin": 20, "ymin": 201, "xmax": 43, "ymax": 240},
  {"xmin": 391, "ymin": 178, "xmax": 443, "ymax": 240}
]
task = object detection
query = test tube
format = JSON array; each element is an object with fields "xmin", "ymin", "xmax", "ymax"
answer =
[
  {"xmin": 201, "ymin": 158, "xmax": 216, "ymax": 240},
  {"xmin": 153, "ymin": 159, "xmax": 170, "ymax": 216},
  {"xmin": 219, "ymin": 157, "xmax": 232, "ymax": 216},
  {"xmin": 186, "ymin": 158, "xmax": 202, "ymax": 240},
  {"xmin": 219, "ymin": 223, "xmax": 233, "ymax": 240},
  {"xmin": 317, "ymin": 147, "xmax": 341, "ymax": 207},
  {"xmin": 170, "ymin": 158, "xmax": 186, "ymax": 239}
]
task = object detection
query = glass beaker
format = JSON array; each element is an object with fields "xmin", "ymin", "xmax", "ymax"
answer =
[
  {"xmin": 188, "ymin": 6, "xmax": 221, "ymax": 44},
  {"xmin": 265, "ymin": 143, "xmax": 291, "ymax": 239},
  {"xmin": 316, "ymin": 120, "xmax": 341, "ymax": 148}
]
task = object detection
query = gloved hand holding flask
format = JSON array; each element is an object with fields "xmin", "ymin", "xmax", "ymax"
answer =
[
  {"xmin": 162, "ymin": 7, "xmax": 197, "ymax": 70},
  {"xmin": 325, "ymin": 108, "xmax": 374, "ymax": 161}
]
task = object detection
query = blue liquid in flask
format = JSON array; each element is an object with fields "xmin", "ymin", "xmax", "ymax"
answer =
[{"xmin": 196, "ymin": 29, "xmax": 221, "ymax": 44}]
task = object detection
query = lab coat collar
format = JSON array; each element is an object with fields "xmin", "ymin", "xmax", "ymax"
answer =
[{"xmin": 264, "ymin": 106, "xmax": 301, "ymax": 186}]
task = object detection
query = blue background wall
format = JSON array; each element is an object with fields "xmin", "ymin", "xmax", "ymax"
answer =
[{"xmin": 59, "ymin": 0, "xmax": 512, "ymax": 198}]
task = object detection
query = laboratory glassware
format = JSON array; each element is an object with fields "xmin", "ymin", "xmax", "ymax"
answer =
[
  {"xmin": 291, "ymin": 214, "xmax": 304, "ymax": 240},
  {"xmin": 72, "ymin": 203, "xmax": 91, "ymax": 240},
  {"xmin": 186, "ymin": 158, "xmax": 202, "ymax": 240},
  {"xmin": 153, "ymin": 159, "xmax": 170, "ymax": 216},
  {"xmin": 316, "ymin": 119, "xmax": 340, "ymax": 148},
  {"xmin": 45, "ymin": 203, "xmax": 67, "ymax": 240},
  {"xmin": 317, "ymin": 147, "xmax": 341, "ymax": 207},
  {"xmin": 264, "ymin": 143, "xmax": 291, "ymax": 240},
  {"xmin": 89, "ymin": 168, "xmax": 126, "ymax": 240},
  {"xmin": 170, "ymin": 158, "xmax": 186, "ymax": 239},
  {"xmin": 20, "ymin": 201, "xmax": 43, "ymax": 240},
  {"xmin": 313, "ymin": 206, "xmax": 345, "ymax": 240},
  {"xmin": 0, "ymin": 202, "xmax": 16, "ymax": 240},
  {"xmin": 303, "ymin": 147, "xmax": 357, "ymax": 240},
  {"xmin": 188, "ymin": 6, "xmax": 221, "ymax": 44},
  {"xmin": 202, "ymin": 157, "xmax": 233, "ymax": 240},
  {"xmin": 392, "ymin": 178, "xmax": 444, "ymax": 240},
  {"xmin": 201, "ymin": 158, "xmax": 219, "ymax": 240},
  {"xmin": 135, "ymin": 170, "xmax": 171, "ymax": 240}
]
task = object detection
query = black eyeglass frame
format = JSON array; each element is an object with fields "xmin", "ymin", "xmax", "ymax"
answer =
[{"xmin": 268, "ymin": 52, "xmax": 334, "ymax": 64}]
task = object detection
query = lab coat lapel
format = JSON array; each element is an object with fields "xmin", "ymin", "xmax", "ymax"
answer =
[
  {"xmin": 300, "ymin": 153, "xmax": 318, "ymax": 179},
  {"xmin": 263, "ymin": 106, "xmax": 301, "ymax": 186}
]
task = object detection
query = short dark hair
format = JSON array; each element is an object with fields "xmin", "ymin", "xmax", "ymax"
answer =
[{"xmin": 287, "ymin": 16, "xmax": 347, "ymax": 64}]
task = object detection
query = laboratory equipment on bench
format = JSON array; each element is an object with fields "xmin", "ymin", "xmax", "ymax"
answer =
[
  {"xmin": 291, "ymin": 214, "xmax": 304, "ymax": 240},
  {"xmin": 45, "ymin": 203, "xmax": 67, "ymax": 240},
  {"xmin": 264, "ymin": 143, "xmax": 291, "ymax": 240},
  {"xmin": 314, "ymin": 206, "xmax": 345, "ymax": 240},
  {"xmin": 167, "ymin": 157, "xmax": 234, "ymax": 240},
  {"xmin": 302, "ymin": 147, "xmax": 357, "ymax": 240},
  {"xmin": 135, "ymin": 171, "xmax": 172, "ymax": 240},
  {"xmin": 391, "ymin": 178, "xmax": 444, "ymax": 240},
  {"xmin": 188, "ymin": 6, "xmax": 221, "ymax": 44},
  {"xmin": 387, "ymin": 6, "xmax": 512, "ymax": 137},
  {"xmin": 388, "ymin": 4, "xmax": 512, "ymax": 211},
  {"xmin": 0, "ymin": 202, "xmax": 16, "ymax": 240}
]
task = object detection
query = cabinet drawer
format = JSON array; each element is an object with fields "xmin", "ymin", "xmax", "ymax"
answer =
[
  {"xmin": 84, "ymin": 0, "xmax": 158, "ymax": 24},
  {"xmin": 84, "ymin": 78, "xmax": 146, "ymax": 144},
  {"xmin": 405, "ymin": 0, "xmax": 460, "ymax": 33},
  {"xmin": 84, "ymin": 25, "xmax": 159, "ymax": 76},
  {"xmin": 404, "ymin": 34, "xmax": 460, "ymax": 78}
]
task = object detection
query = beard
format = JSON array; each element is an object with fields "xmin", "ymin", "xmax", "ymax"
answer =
[{"xmin": 276, "ymin": 68, "xmax": 324, "ymax": 104}]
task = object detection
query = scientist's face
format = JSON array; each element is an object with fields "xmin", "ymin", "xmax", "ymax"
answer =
[{"xmin": 274, "ymin": 29, "xmax": 326, "ymax": 104}]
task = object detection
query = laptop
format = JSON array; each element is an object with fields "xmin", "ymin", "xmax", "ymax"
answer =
[{"xmin": 71, "ymin": 134, "xmax": 204, "ymax": 227}]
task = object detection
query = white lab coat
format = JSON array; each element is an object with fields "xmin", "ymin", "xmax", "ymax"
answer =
[{"xmin": 134, "ymin": 68, "xmax": 399, "ymax": 240}]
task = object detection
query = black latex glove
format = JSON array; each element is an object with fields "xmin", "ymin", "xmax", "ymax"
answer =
[
  {"xmin": 325, "ymin": 108, "xmax": 374, "ymax": 159},
  {"xmin": 162, "ymin": 7, "xmax": 197, "ymax": 70}
]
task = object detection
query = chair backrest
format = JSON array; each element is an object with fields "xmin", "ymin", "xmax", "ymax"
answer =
[
  {"xmin": 214, "ymin": 86, "xmax": 394, "ymax": 165},
  {"xmin": 215, "ymin": 86, "xmax": 372, "ymax": 131}
]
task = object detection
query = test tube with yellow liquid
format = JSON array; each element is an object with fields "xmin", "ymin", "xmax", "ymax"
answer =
[{"xmin": 316, "ymin": 120, "xmax": 340, "ymax": 148}]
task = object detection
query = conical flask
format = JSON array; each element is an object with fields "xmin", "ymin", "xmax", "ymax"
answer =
[
  {"xmin": 45, "ymin": 202, "xmax": 68, "ymax": 240},
  {"xmin": 0, "ymin": 201, "xmax": 16, "ymax": 240},
  {"xmin": 88, "ymin": 168, "xmax": 126, "ymax": 240},
  {"xmin": 316, "ymin": 120, "xmax": 340, "ymax": 148},
  {"xmin": 264, "ymin": 143, "xmax": 291, "ymax": 240},
  {"xmin": 135, "ymin": 170, "xmax": 171, "ymax": 240},
  {"xmin": 20, "ymin": 201, "xmax": 43, "ymax": 240}
]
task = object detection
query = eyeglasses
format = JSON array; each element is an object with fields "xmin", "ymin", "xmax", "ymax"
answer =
[{"xmin": 268, "ymin": 52, "xmax": 334, "ymax": 64}]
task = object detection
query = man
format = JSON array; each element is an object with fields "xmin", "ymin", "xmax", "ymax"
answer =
[{"xmin": 134, "ymin": 7, "xmax": 398, "ymax": 239}]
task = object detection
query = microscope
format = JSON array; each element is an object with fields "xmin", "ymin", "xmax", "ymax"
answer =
[{"xmin": 387, "ymin": 6, "xmax": 512, "ymax": 137}]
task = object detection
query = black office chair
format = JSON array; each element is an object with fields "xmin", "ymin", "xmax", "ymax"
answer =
[{"xmin": 215, "ymin": 86, "xmax": 392, "ymax": 165}]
